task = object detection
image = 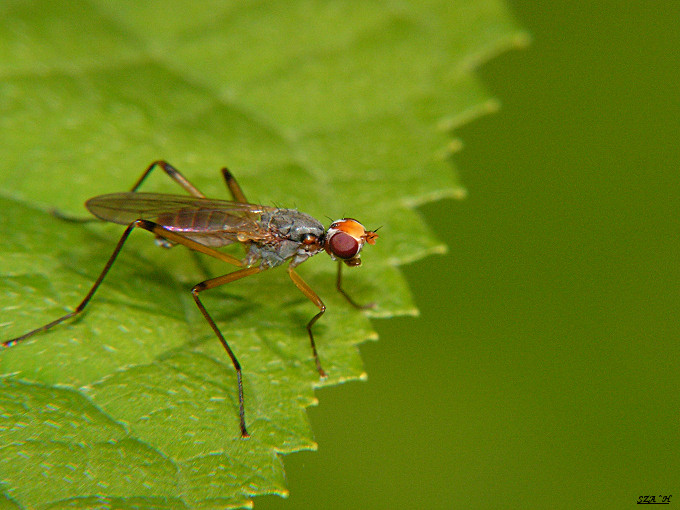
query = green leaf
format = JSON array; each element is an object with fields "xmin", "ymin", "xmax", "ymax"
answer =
[{"xmin": 0, "ymin": 1, "xmax": 525, "ymax": 508}]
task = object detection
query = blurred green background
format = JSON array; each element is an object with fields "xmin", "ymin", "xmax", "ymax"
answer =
[{"xmin": 261, "ymin": 1, "xmax": 680, "ymax": 509}]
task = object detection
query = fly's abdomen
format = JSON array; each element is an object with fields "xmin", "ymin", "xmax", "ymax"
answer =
[
  {"xmin": 157, "ymin": 208, "xmax": 232, "ymax": 233},
  {"xmin": 156, "ymin": 209, "xmax": 260, "ymax": 247}
]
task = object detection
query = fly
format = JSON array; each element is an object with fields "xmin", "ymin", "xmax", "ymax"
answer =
[{"xmin": 2, "ymin": 161, "xmax": 378, "ymax": 437}]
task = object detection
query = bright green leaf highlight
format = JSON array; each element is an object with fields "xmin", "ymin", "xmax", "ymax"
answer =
[{"xmin": 0, "ymin": 0, "xmax": 524, "ymax": 508}]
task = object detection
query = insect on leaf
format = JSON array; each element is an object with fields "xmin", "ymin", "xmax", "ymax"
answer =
[{"xmin": 0, "ymin": 0, "xmax": 526, "ymax": 508}]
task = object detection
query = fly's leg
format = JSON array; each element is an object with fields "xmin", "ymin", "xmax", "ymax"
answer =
[
  {"xmin": 287, "ymin": 267, "xmax": 328, "ymax": 378},
  {"xmin": 2, "ymin": 220, "xmax": 253, "ymax": 436},
  {"xmin": 220, "ymin": 167, "xmax": 258, "ymax": 257},
  {"xmin": 191, "ymin": 266, "xmax": 264, "ymax": 438},
  {"xmin": 114, "ymin": 167, "xmax": 256, "ymax": 422},
  {"xmin": 221, "ymin": 168, "xmax": 248, "ymax": 203},
  {"xmin": 2, "ymin": 220, "xmax": 243, "ymax": 348},
  {"xmin": 54, "ymin": 162, "xmax": 250, "ymax": 225},
  {"xmin": 130, "ymin": 160, "xmax": 206, "ymax": 197},
  {"xmin": 132, "ymin": 161, "xmax": 208, "ymax": 247},
  {"xmin": 135, "ymin": 162, "xmax": 254, "ymax": 246},
  {"xmin": 134, "ymin": 162, "xmax": 251, "ymax": 204},
  {"xmin": 50, "ymin": 161, "xmax": 207, "ymax": 224},
  {"xmin": 336, "ymin": 261, "xmax": 375, "ymax": 310},
  {"xmin": 2, "ymin": 221, "xmax": 140, "ymax": 347}
]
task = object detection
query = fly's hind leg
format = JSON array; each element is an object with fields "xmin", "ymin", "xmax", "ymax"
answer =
[
  {"xmin": 3, "ymin": 219, "xmax": 252, "ymax": 437},
  {"xmin": 2, "ymin": 219, "xmax": 243, "ymax": 349}
]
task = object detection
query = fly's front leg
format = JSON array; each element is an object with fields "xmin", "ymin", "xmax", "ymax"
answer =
[
  {"xmin": 336, "ymin": 261, "xmax": 375, "ymax": 310},
  {"xmin": 191, "ymin": 266, "xmax": 264, "ymax": 438},
  {"xmin": 288, "ymin": 267, "xmax": 328, "ymax": 378}
]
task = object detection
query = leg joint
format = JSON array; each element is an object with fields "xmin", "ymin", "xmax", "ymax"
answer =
[
  {"xmin": 192, "ymin": 282, "xmax": 208, "ymax": 293},
  {"xmin": 133, "ymin": 219, "xmax": 155, "ymax": 230}
]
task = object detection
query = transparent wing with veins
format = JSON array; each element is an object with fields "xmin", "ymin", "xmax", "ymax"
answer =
[{"xmin": 86, "ymin": 192, "xmax": 276, "ymax": 247}]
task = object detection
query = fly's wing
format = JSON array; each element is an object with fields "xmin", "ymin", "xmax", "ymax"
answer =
[{"xmin": 86, "ymin": 192, "xmax": 274, "ymax": 243}]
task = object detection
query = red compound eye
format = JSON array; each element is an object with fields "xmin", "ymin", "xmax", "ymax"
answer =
[{"xmin": 328, "ymin": 231, "xmax": 360, "ymax": 259}]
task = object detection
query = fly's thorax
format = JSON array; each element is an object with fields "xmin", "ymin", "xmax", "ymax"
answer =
[
  {"xmin": 260, "ymin": 209, "xmax": 325, "ymax": 240},
  {"xmin": 249, "ymin": 209, "xmax": 326, "ymax": 268}
]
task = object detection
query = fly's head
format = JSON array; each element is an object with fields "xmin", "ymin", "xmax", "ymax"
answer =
[{"xmin": 324, "ymin": 219, "xmax": 378, "ymax": 267}]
